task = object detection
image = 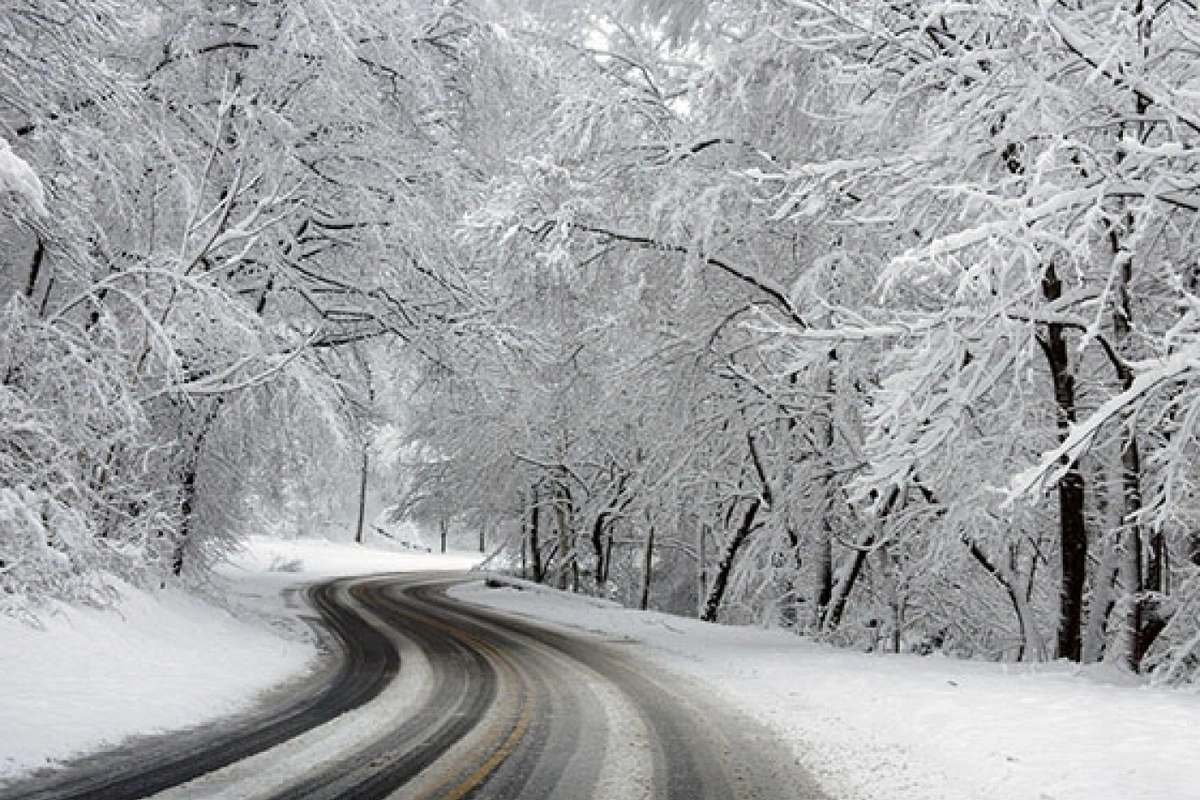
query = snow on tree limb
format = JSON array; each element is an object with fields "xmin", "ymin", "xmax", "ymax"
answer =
[
  {"xmin": 1007, "ymin": 349, "xmax": 1200, "ymax": 503},
  {"xmin": 1040, "ymin": 6, "xmax": 1200, "ymax": 138},
  {"xmin": 0, "ymin": 135, "xmax": 47, "ymax": 216}
]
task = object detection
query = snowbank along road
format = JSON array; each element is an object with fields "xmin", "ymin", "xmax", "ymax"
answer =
[{"xmin": 1, "ymin": 573, "xmax": 825, "ymax": 800}]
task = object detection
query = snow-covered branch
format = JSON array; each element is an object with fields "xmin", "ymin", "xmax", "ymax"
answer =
[{"xmin": 1008, "ymin": 350, "xmax": 1200, "ymax": 502}]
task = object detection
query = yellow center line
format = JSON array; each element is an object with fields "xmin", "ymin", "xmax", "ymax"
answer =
[
  {"xmin": 398, "ymin": 606, "xmax": 536, "ymax": 800},
  {"xmin": 437, "ymin": 686, "xmax": 535, "ymax": 800}
]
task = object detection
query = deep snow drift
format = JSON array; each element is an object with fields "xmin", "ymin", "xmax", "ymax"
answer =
[{"xmin": 1, "ymin": 537, "xmax": 1196, "ymax": 800}]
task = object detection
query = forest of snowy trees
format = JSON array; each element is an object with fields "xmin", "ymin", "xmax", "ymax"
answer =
[{"xmin": 3, "ymin": 0, "xmax": 1199, "ymax": 682}]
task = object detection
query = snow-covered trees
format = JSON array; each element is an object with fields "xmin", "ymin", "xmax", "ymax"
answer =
[
  {"xmin": 4, "ymin": 0, "xmax": 1198, "ymax": 682},
  {"xmin": 1, "ymin": 0, "xmax": 489, "ymax": 607},
  {"xmin": 383, "ymin": 0, "xmax": 1200, "ymax": 682}
]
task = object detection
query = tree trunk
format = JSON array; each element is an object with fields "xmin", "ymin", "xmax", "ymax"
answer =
[
  {"xmin": 812, "ymin": 356, "xmax": 837, "ymax": 630},
  {"xmin": 23, "ymin": 235, "xmax": 44, "ymax": 300},
  {"xmin": 591, "ymin": 511, "xmax": 609, "ymax": 591},
  {"xmin": 175, "ymin": 460, "xmax": 199, "ymax": 577},
  {"xmin": 968, "ymin": 540, "xmax": 1047, "ymax": 662},
  {"xmin": 878, "ymin": 546, "xmax": 905, "ymax": 654},
  {"xmin": 701, "ymin": 498, "xmax": 760, "ymax": 622},
  {"xmin": 1109, "ymin": 223, "xmax": 1159, "ymax": 669},
  {"xmin": 592, "ymin": 476, "xmax": 628, "ymax": 590},
  {"xmin": 553, "ymin": 479, "xmax": 573, "ymax": 591},
  {"xmin": 1040, "ymin": 263, "xmax": 1088, "ymax": 662},
  {"xmin": 822, "ymin": 530, "xmax": 873, "ymax": 632},
  {"xmin": 172, "ymin": 397, "xmax": 223, "ymax": 578},
  {"xmin": 528, "ymin": 485, "xmax": 543, "ymax": 583},
  {"xmin": 640, "ymin": 526, "xmax": 655, "ymax": 610},
  {"xmin": 603, "ymin": 535, "xmax": 614, "ymax": 587},
  {"xmin": 1083, "ymin": 526, "xmax": 1119, "ymax": 664},
  {"xmin": 812, "ymin": 515, "xmax": 834, "ymax": 631},
  {"xmin": 822, "ymin": 487, "xmax": 898, "ymax": 633},
  {"xmin": 354, "ymin": 448, "xmax": 369, "ymax": 544}
]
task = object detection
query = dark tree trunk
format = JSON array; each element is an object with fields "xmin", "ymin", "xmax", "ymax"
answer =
[
  {"xmin": 173, "ymin": 400, "xmax": 222, "ymax": 577},
  {"xmin": 528, "ymin": 485, "xmax": 543, "ymax": 583},
  {"xmin": 811, "ymin": 358, "xmax": 837, "ymax": 628},
  {"xmin": 354, "ymin": 449, "xmax": 369, "ymax": 544},
  {"xmin": 822, "ymin": 486, "xmax": 900, "ymax": 633},
  {"xmin": 174, "ymin": 463, "xmax": 198, "ymax": 577},
  {"xmin": 591, "ymin": 511, "xmax": 610, "ymax": 590},
  {"xmin": 813, "ymin": 519, "xmax": 833, "ymax": 618},
  {"xmin": 23, "ymin": 235, "xmax": 44, "ymax": 300},
  {"xmin": 1039, "ymin": 263, "xmax": 1088, "ymax": 662},
  {"xmin": 967, "ymin": 540, "xmax": 1046, "ymax": 661},
  {"xmin": 640, "ymin": 526, "xmax": 655, "ymax": 610},
  {"xmin": 822, "ymin": 531, "xmax": 873, "ymax": 632},
  {"xmin": 552, "ymin": 479, "xmax": 573, "ymax": 591},
  {"xmin": 701, "ymin": 498, "xmax": 761, "ymax": 622}
]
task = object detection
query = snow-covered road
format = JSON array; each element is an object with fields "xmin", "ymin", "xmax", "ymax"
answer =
[
  {"xmin": 1, "ymin": 569, "xmax": 820, "ymax": 800},
  {"xmin": 2, "ymin": 537, "xmax": 1198, "ymax": 800},
  {"xmin": 453, "ymin": 577, "xmax": 1200, "ymax": 800}
]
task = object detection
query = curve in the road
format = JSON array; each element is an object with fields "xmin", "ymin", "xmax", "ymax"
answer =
[
  {"xmin": 0, "ymin": 573, "xmax": 828, "ymax": 800},
  {"xmin": 0, "ymin": 580, "xmax": 400, "ymax": 800}
]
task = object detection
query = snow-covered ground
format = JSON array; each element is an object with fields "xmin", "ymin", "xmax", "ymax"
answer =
[
  {"xmin": 2, "ymin": 537, "xmax": 1197, "ymax": 800},
  {"xmin": 0, "ymin": 535, "xmax": 479, "ymax": 781},
  {"xmin": 451, "ymin": 578, "xmax": 1200, "ymax": 800}
]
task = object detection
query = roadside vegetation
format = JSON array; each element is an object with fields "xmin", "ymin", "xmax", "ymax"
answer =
[{"xmin": 3, "ymin": 0, "xmax": 1198, "ymax": 683}]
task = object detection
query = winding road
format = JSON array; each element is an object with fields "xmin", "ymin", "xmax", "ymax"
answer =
[{"xmin": 0, "ymin": 574, "xmax": 826, "ymax": 800}]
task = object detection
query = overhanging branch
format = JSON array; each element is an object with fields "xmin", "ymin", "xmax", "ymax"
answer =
[{"xmin": 571, "ymin": 223, "xmax": 808, "ymax": 329}]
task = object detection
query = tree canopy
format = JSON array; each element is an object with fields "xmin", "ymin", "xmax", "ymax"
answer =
[{"xmin": 3, "ymin": 0, "xmax": 1198, "ymax": 683}]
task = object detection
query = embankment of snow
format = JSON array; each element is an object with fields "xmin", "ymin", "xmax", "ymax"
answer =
[
  {"xmin": 0, "ymin": 581, "xmax": 312, "ymax": 779},
  {"xmin": 451, "ymin": 577, "xmax": 1200, "ymax": 800}
]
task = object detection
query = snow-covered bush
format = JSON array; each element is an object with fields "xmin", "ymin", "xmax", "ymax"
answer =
[
  {"xmin": 0, "ymin": 487, "xmax": 118, "ymax": 618},
  {"xmin": 0, "ymin": 298, "xmax": 182, "ymax": 612}
]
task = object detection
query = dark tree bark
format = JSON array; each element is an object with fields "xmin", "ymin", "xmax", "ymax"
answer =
[
  {"xmin": 701, "ymin": 498, "xmax": 761, "ymax": 622},
  {"xmin": 1038, "ymin": 263, "xmax": 1089, "ymax": 662},
  {"xmin": 1109, "ymin": 225, "xmax": 1155, "ymax": 669},
  {"xmin": 821, "ymin": 530, "xmax": 873, "ymax": 632},
  {"xmin": 812, "ymin": 377, "xmax": 837, "ymax": 628},
  {"xmin": 813, "ymin": 519, "xmax": 833, "ymax": 620},
  {"xmin": 640, "ymin": 526, "xmax": 655, "ymax": 610},
  {"xmin": 702, "ymin": 433, "xmax": 773, "ymax": 622},
  {"xmin": 173, "ymin": 398, "xmax": 224, "ymax": 577},
  {"xmin": 967, "ymin": 539, "xmax": 1046, "ymax": 661},
  {"xmin": 354, "ymin": 448, "xmax": 369, "ymax": 545},
  {"xmin": 822, "ymin": 486, "xmax": 901, "ymax": 633},
  {"xmin": 528, "ymin": 484, "xmax": 544, "ymax": 583},
  {"xmin": 23, "ymin": 235, "xmax": 44, "ymax": 300},
  {"xmin": 552, "ymin": 477, "xmax": 574, "ymax": 591},
  {"xmin": 591, "ymin": 511, "xmax": 609, "ymax": 589}
]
